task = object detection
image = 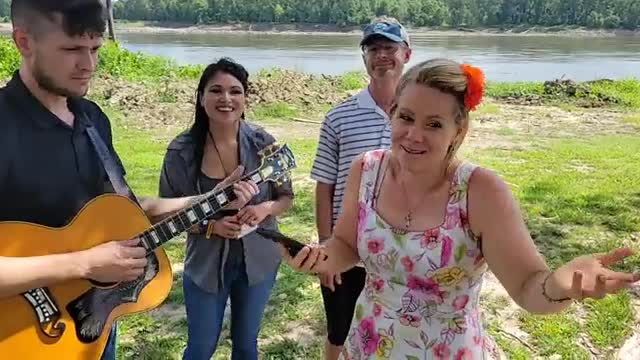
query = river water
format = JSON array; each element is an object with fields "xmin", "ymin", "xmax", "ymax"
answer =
[{"xmin": 118, "ymin": 32, "xmax": 640, "ymax": 82}]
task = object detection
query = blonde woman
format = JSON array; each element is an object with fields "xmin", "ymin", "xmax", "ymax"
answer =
[{"xmin": 283, "ymin": 58, "xmax": 638, "ymax": 359}]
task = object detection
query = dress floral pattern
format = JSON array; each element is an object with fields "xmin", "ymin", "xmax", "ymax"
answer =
[{"xmin": 340, "ymin": 150, "xmax": 502, "ymax": 360}]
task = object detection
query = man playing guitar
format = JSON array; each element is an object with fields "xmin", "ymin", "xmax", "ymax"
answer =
[{"xmin": 0, "ymin": 1, "xmax": 258, "ymax": 358}]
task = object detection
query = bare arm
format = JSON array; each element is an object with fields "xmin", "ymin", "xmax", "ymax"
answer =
[
  {"xmin": 468, "ymin": 169, "xmax": 570, "ymax": 314},
  {"xmin": 145, "ymin": 165, "xmax": 254, "ymax": 224},
  {"xmin": 315, "ymin": 182, "xmax": 335, "ymax": 242},
  {"xmin": 0, "ymin": 254, "xmax": 84, "ymax": 299},
  {"xmin": 138, "ymin": 196, "xmax": 196, "ymax": 224},
  {"xmin": 284, "ymin": 156, "xmax": 363, "ymax": 274},
  {"xmin": 0, "ymin": 238, "xmax": 148, "ymax": 299}
]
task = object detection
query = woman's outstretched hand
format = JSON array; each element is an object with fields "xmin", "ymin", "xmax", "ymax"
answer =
[
  {"xmin": 546, "ymin": 247, "xmax": 640, "ymax": 301},
  {"xmin": 279, "ymin": 244, "xmax": 328, "ymax": 274}
]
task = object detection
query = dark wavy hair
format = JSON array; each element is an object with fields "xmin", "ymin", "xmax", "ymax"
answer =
[
  {"xmin": 11, "ymin": 0, "xmax": 107, "ymax": 37},
  {"xmin": 189, "ymin": 57, "xmax": 250, "ymax": 169}
]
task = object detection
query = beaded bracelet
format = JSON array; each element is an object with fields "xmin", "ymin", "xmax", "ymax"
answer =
[{"xmin": 542, "ymin": 272, "xmax": 572, "ymax": 303}]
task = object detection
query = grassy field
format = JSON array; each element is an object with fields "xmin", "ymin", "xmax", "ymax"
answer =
[
  {"xmin": 1, "ymin": 36, "xmax": 640, "ymax": 359},
  {"xmin": 108, "ymin": 112, "xmax": 640, "ymax": 360}
]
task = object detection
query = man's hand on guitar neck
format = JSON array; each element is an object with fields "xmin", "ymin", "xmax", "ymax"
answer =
[{"xmin": 77, "ymin": 239, "xmax": 148, "ymax": 283}]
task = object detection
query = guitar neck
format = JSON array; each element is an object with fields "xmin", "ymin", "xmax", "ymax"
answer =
[{"xmin": 140, "ymin": 169, "xmax": 266, "ymax": 252}]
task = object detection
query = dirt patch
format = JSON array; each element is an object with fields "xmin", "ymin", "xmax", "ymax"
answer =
[
  {"xmin": 85, "ymin": 75, "xmax": 639, "ymax": 150},
  {"xmin": 465, "ymin": 102, "xmax": 637, "ymax": 151}
]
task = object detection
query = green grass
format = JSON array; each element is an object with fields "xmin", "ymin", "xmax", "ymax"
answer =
[
  {"xmin": 591, "ymin": 79, "xmax": 640, "ymax": 109},
  {"xmin": 520, "ymin": 312, "xmax": 590, "ymax": 359},
  {"xmin": 250, "ymin": 101, "xmax": 300, "ymax": 119},
  {"xmin": 624, "ymin": 114, "xmax": 640, "ymax": 128},
  {"xmin": 486, "ymin": 78, "xmax": 640, "ymax": 109},
  {"xmin": 336, "ymin": 71, "xmax": 367, "ymax": 91},
  {"xmin": 584, "ymin": 292, "xmax": 634, "ymax": 350},
  {"xmin": 486, "ymin": 81, "xmax": 545, "ymax": 98},
  {"xmin": 476, "ymin": 102, "xmax": 501, "ymax": 115},
  {"xmin": 108, "ymin": 107, "xmax": 640, "ymax": 359},
  {"xmin": 468, "ymin": 136, "xmax": 640, "ymax": 357}
]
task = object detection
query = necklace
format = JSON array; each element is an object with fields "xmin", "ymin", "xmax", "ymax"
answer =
[
  {"xmin": 207, "ymin": 129, "xmax": 229, "ymax": 177},
  {"xmin": 399, "ymin": 176, "xmax": 430, "ymax": 232}
]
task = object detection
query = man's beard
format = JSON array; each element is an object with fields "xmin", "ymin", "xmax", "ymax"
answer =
[{"xmin": 33, "ymin": 60, "xmax": 88, "ymax": 98}]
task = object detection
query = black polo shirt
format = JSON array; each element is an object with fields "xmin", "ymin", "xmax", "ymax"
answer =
[{"xmin": 0, "ymin": 71, "xmax": 126, "ymax": 228}]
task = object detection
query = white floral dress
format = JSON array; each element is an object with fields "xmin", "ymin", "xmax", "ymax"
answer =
[{"xmin": 340, "ymin": 150, "xmax": 502, "ymax": 360}]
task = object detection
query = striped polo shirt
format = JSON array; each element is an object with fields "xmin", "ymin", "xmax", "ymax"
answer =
[{"xmin": 311, "ymin": 87, "xmax": 391, "ymax": 228}]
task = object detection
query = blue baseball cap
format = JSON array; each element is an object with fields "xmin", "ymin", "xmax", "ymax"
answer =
[{"xmin": 360, "ymin": 21, "xmax": 410, "ymax": 47}]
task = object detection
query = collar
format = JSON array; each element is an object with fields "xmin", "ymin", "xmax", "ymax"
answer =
[
  {"xmin": 356, "ymin": 86, "xmax": 390, "ymax": 119},
  {"xmin": 355, "ymin": 87, "xmax": 378, "ymax": 110},
  {"xmin": 4, "ymin": 70, "xmax": 84, "ymax": 130}
]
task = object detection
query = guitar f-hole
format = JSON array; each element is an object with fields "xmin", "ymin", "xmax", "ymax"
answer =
[
  {"xmin": 41, "ymin": 316, "xmax": 66, "ymax": 339},
  {"xmin": 22, "ymin": 287, "xmax": 66, "ymax": 339}
]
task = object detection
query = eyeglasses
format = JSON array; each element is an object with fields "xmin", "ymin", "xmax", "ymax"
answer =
[{"xmin": 362, "ymin": 43, "xmax": 404, "ymax": 57}]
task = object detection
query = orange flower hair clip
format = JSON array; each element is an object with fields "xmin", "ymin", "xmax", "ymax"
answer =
[{"xmin": 461, "ymin": 64, "xmax": 486, "ymax": 112}]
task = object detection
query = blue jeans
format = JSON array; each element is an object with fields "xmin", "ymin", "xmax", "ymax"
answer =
[
  {"xmin": 182, "ymin": 259, "xmax": 278, "ymax": 360},
  {"xmin": 100, "ymin": 325, "xmax": 117, "ymax": 360}
]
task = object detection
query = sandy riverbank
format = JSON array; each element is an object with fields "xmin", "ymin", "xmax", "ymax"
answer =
[{"xmin": 1, "ymin": 21, "xmax": 639, "ymax": 38}]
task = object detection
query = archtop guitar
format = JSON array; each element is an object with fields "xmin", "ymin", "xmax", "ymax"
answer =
[{"xmin": 0, "ymin": 144, "xmax": 296, "ymax": 359}]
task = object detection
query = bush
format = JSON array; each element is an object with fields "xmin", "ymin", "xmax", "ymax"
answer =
[
  {"xmin": 0, "ymin": 37, "xmax": 20, "ymax": 79},
  {"xmin": 0, "ymin": 35, "xmax": 203, "ymax": 81}
]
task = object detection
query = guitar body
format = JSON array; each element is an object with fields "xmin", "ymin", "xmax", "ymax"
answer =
[{"xmin": 0, "ymin": 194, "xmax": 173, "ymax": 359}]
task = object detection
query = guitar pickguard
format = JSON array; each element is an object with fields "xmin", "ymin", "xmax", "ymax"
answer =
[{"xmin": 66, "ymin": 252, "xmax": 159, "ymax": 343}]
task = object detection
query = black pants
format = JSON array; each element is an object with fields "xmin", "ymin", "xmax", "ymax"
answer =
[{"xmin": 320, "ymin": 266, "xmax": 367, "ymax": 346}]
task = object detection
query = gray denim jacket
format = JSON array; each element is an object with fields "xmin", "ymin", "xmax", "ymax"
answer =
[{"xmin": 159, "ymin": 121, "xmax": 294, "ymax": 293}]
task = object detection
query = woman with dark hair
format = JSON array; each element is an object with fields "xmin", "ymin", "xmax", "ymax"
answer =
[{"xmin": 159, "ymin": 58, "xmax": 295, "ymax": 360}]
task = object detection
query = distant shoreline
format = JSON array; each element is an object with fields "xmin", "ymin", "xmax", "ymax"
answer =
[{"xmin": 1, "ymin": 21, "xmax": 639, "ymax": 38}]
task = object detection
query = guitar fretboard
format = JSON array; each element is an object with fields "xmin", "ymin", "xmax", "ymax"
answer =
[{"xmin": 140, "ymin": 170, "xmax": 265, "ymax": 253}]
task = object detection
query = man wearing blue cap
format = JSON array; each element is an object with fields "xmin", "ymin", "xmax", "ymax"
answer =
[{"xmin": 310, "ymin": 16, "xmax": 412, "ymax": 360}]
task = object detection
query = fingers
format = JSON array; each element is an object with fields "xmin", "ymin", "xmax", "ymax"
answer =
[
  {"xmin": 124, "ymin": 268, "xmax": 145, "ymax": 281},
  {"xmin": 320, "ymin": 273, "xmax": 335, "ymax": 292},
  {"xmin": 573, "ymin": 270, "xmax": 640, "ymax": 300},
  {"xmin": 299, "ymin": 247, "xmax": 322, "ymax": 272},
  {"xmin": 598, "ymin": 247, "xmax": 634, "ymax": 267},
  {"xmin": 236, "ymin": 208, "xmax": 254, "ymax": 224},
  {"xmin": 278, "ymin": 243, "xmax": 291, "ymax": 260},
  {"xmin": 290, "ymin": 246, "xmax": 317, "ymax": 271},
  {"xmin": 590, "ymin": 274, "xmax": 607, "ymax": 299},
  {"xmin": 234, "ymin": 181, "xmax": 259, "ymax": 198},
  {"xmin": 335, "ymin": 273, "xmax": 342, "ymax": 286},
  {"xmin": 122, "ymin": 244, "xmax": 147, "ymax": 258},
  {"xmin": 223, "ymin": 219, "xmax": 241, "ymax": 238},
  {"xmin": 216, "ymin": 165, "xmax": 245, "ymax": 189},
  {"xmin": 603, "ymin": 269, "xmax": 640, "ymax": 283},
  {"xmin": 570, "ymin": 271, "xmax": 584, "ymax": 300},
  {"xmin": 120, "ymin": 238, "xmax": 143, "ymax": 247},
  {"xmin": 127, "ymin": 257, "xmax": 148, "ymax": 269}
]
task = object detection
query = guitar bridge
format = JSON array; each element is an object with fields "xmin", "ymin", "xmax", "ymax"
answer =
[{"xmin": 22, "ymin": 287, "xmax": 66, "ymax": 338}]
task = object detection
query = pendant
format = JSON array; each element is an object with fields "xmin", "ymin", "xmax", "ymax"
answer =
[
  {"xmin": 391, "ymin": 227, "xmax": 408, "ymax": 236},
  {"xmin": 404, "ymin": 212, "xmax": 412, "ymax": 230}
]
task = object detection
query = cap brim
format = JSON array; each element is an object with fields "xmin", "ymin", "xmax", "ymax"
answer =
[{"xmin": 360, "ymin": 32, "xmax": 405, "ymax": 46}]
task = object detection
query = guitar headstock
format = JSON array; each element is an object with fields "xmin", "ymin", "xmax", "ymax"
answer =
[{"xmin": 257, "ymin": 143, "xmax": 297, "ymax": 184}]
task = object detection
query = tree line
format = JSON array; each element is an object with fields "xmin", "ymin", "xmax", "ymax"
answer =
[{"xmin": 0, "ymin": 0, "xmax": 638, "ymax": 30}]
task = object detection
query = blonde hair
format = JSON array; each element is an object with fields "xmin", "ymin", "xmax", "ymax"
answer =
[{"xmin": 393, "ymin": 58, "xmax": 469, "ymax": 127}]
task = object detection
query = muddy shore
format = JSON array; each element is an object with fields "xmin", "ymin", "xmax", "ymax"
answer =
[{"xmin": 1, "ymin": 21, "xmax": 639, "ymax": 38}]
